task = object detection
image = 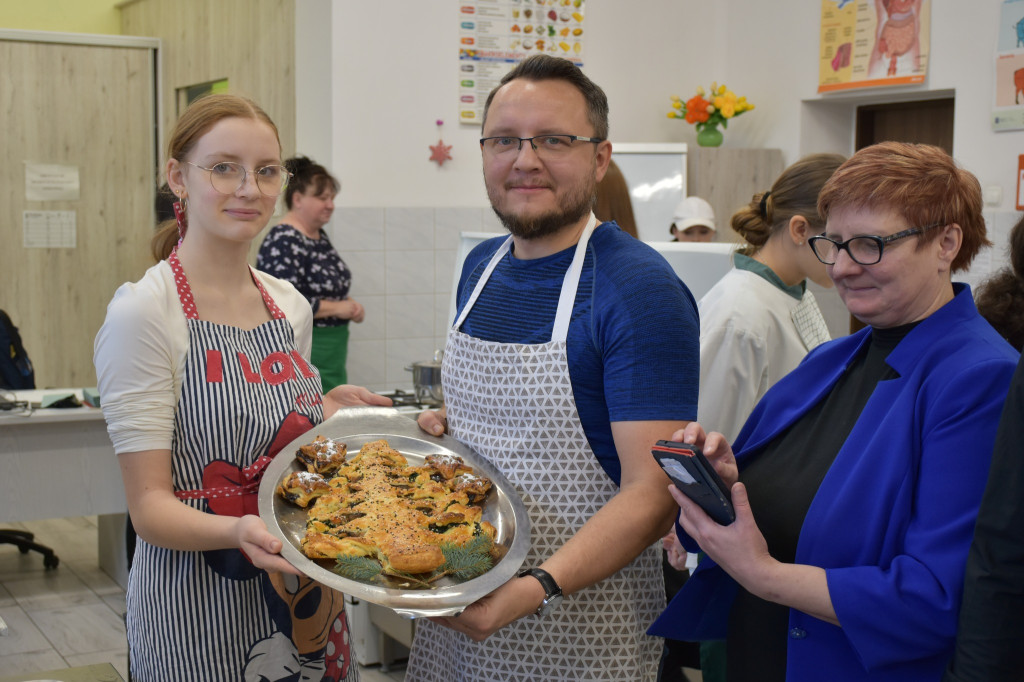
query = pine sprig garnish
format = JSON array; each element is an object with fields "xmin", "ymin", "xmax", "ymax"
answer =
[
  {"xmin": 333, "ymin": 555, "xmax": 383, "ymax": 582},
  {"xmin": 436, "ymin": 535, "xmax": 494, "ymax": 581}
]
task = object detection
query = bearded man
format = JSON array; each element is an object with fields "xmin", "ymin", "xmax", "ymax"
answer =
[{"xmin": 407, "ymin": 54, "xmax": 700, "ymax": 682}]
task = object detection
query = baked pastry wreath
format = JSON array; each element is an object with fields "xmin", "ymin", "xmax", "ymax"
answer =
[{"xmin": 276, "ymin": 436, "xmax": 498, "ymax": 586}]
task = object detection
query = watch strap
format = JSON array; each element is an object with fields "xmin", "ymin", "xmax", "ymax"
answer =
[{"xmin": 518, "ymin": 567, "xmax": 562, "ymax": 614}]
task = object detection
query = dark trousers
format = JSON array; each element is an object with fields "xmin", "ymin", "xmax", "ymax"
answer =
[{"xmin": 657, "ymin": 549, "xmax": 701, "ymax": 682}]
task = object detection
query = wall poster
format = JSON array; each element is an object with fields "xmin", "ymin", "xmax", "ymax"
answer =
[
  {"xmin": 458, "ymin": 0, "xmax": 586, "ymax": 125},
  {"xmin": 818, "ymin": 0, "xmax": 930, "ymax": 94},
  {"xmin": 993, "ymin": 0, "xmax": 1024, "ymax": 132}
]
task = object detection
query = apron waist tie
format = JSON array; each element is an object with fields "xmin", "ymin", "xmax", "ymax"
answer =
[{"xmin": 175, "ymin": 455, "xmax": 275, "ymax": 500}]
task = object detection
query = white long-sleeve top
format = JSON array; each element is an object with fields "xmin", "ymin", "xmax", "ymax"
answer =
[
  {"xmin": 93, "ymin": 259, "xmax": 314, "ymax": 455},
  {"xmin": 696, "ymin": 266, "xmax": 830, "ymax": 443}
]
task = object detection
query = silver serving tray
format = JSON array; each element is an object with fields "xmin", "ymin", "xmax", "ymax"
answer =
[{"xmin": 258, "ymin": 406, "xmax": 530, "ymax": 618}]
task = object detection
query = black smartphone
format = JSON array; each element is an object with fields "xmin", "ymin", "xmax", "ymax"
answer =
[{"xmin": 652, "ymin": 440, "xmax": 736, "ymax": 525}]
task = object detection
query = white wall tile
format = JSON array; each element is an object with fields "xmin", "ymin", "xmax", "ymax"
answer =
[
  {"xmin": 344, "ymin": 250, "xmax": 386, "ymax": 296},
  {"xmin": 385, "ymin": 207, "xmax": 435, "ymax": 250},
  {"xmin": 482, "ymin": 208, "xmax": 506, "ymax": 233},
  {"xmin": 434, "ymin": 249, "xmax": 456, "ymax": 293},
  {"xmin": 386, "ymin": 338, "xmax": 438, "ymax": 388},
  {"xmin": 385, "ymin": 251, "xmax": 435, "ymax": 295},
  {"xmin": 332, "ymin": 207, "xmax": 384, "ymax": 251},
  {"xmin": 434, "ymin": 207, "xmax": 483, "ymax": 250},
  {"xmin": 435, "ymin": 292, "xmax": 454, "ymax": 338},
  {"xmin": 349, "ymin": 294, "xmax": 386, "ymax": 340},
  {"xmin": 386, "ymin": 294, "xmax": 436, "ymax": 340},
  {"xmin": 346, "ymin": 338, "xmax": 388, "ymax": 391}
]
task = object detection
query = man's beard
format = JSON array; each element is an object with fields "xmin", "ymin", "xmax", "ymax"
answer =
[{"xmin": 488, "ymin": 178, "xmax": 596, "ymax": 240}]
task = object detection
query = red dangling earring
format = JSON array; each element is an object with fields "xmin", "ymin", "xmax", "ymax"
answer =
[{"xmin": 173, "ymin": 195, "xmax": 188, "ymax": 250}]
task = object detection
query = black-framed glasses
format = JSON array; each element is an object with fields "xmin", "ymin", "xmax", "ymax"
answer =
[
  {"xmin": 186, "ymin": 161, "xmax": 292, "ymax": 197},
  {"xmin": 479, "ymin": 134, "xmax": 604, "ymax": 158},
  {"xmin": 808, "ymin": 224, "xmax": 944, "ymax": 266}
]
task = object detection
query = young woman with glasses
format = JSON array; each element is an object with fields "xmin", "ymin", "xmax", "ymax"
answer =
[
  {"xmin": 95, "ymin": 94, "xmax": 388, "ymax": 681},
  {"xmin": 650, "ymin": 142, "xmax": 1019, "ymax": 682}
]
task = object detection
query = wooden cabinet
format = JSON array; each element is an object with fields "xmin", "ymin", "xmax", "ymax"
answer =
[{"xmin": 686, "ymin": 147, "xmax": 784, "ymax": 244}]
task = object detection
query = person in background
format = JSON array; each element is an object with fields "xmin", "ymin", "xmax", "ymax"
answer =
[
  {"xmin": 943, "ymin": 214, "xmax": 1024, "ymax": 679},
  {"xmin": 670, "ymin": 196, "xmax": 716, "ymax": 242},
  {"xmin": 696, "ymin": 153, "xmax": 842, "ymax": 443},
  {"xmin": 943, "ymin": 352, "xmax": 1024, "ymax": 681},
  {"xmin": 973, "ymin": 213, "xmax": 1024, "ymax": 351},
  {"xmin": 649, "ymin": 141, "xmax": 1019, "ymax": 682},
  {"xmin": 660, "ymin": 153, "xmax": 844, "ymax": 682},
  {"xmin": 594, "ymin": 158, "xmax": 639, "ymax": 238},
  {"xmin": 408, "ymin": 54, "xmax": 700, "ymax": 681},
  {"xmin": 95, "ymin": 94, "xmax": 390, "ymax": 681},
  {"xmin": 257, "ymin": 156, "xmax": 363, "ymax": 387}
]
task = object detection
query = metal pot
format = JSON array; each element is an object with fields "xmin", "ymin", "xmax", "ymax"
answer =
[{"xmin": 405, "ymin": 350, "xmax": 444, "ymax": 406}]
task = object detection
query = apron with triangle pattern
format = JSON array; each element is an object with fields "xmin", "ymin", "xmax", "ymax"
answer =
[{"xmin": 406, "ymin": 216, "xmax": 663, "ymax": 682}]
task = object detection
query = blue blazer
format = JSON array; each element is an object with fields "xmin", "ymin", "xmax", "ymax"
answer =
[{"xmin": 649, "ymin": 285, "xmax": 1019, "ymax": 681}]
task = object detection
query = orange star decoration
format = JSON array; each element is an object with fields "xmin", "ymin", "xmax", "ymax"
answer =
[
  {"xmin": 429, "ymin": 119, "xmax": 452, "ymax": 166},
  {"xmin": 429, "ymin": 139, "xmax": 453, "ymax": 166}
]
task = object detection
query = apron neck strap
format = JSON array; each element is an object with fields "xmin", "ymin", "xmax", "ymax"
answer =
[{"xmin": 453, "ymin": 214, "xmax": 599, "ymax": 343}]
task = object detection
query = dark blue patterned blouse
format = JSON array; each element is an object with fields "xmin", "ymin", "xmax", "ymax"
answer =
[{"xmin": 257, "ymin": 224, "xmax": 352, "ymax": 327}]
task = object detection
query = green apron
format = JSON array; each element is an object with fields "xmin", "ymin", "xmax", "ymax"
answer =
[{"xmin": 311, "ymin": 324, "xmax": 349, "ymax": 389}]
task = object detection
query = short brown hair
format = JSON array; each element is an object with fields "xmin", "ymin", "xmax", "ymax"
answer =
[
  {"xmin": 817, "ymin": 142, "xmax": 988, "ymax": 272},
  {"xmin": 151, "ymin": 95, "xmax": 281, "ymax": 261},
  {"xmin": 480, "ymin": 54, "xmax": 609, "ymax": 140}
]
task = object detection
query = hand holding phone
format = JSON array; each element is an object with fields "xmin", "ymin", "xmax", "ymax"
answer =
[{"xmin": 652, "ymin": 440, "xmax": 736, "ymax": 525}]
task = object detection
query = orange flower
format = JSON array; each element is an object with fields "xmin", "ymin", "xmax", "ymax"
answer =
[{"xmin": 684, "ymin": 95, "xmax": 710, "ymax": 124}]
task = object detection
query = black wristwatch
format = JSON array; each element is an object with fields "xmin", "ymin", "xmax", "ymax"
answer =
[{"xmin": 518, "ymin": 567, "xmax": 563, "ymax": 617}]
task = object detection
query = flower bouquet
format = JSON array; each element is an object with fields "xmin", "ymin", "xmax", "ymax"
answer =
[{"xmin": 668, "ymin": 83, "xmax": 754, "ymax": 147}]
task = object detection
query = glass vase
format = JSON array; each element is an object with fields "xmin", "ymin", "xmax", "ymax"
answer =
[{"xmin": 696, "ymin": 124, "xmax": 724, "ymax": 147}]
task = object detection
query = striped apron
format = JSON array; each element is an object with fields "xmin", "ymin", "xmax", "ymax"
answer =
[
  {"xmin": 406, "ymin": 216, "xmax": 663, "ymax": 681},
  {"xmin": 126, "ymin": 252, "xmax": 358, "ymax": 682}
]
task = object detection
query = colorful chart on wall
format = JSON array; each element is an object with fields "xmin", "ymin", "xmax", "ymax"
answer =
[
  {"xmin": 457, "ymin": 0, "xmax": 586, "ymax": 125},
  {"xmin": 818, "ymin": 0, "xmax": 930, "ymax": 93},
  {"xmin": 992, "ymin": 0, "xmax": 1024, "ymax": 131}
]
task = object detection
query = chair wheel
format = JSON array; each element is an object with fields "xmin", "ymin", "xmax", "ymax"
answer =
[{"xmin": 44, "ymin": 555, "xmax": 59, "ymax": 569}]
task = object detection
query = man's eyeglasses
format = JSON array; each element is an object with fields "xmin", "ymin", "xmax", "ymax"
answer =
[
  {"xmin": 186, "ymin": 161, "xmax": 292, "ymax": 197},
  {"xmin": 808, "ymin": 224, "xmax": 944, "ymax": 266},
  {"xmin": 479, "ymin": 134, "xmax": 603, "ymax": 158}
]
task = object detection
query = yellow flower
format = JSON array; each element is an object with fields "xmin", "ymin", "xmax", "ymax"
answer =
[
  {"xmin": 696, "ymin": 85, "xmax": 705, "ymax": 97},
  {"xmin": 706, "ymin": 104, "xmax": 716, "ymax": 114},
  {"xmin": 721, "ymin": 104, "xmax": 735, "ymax": 118},
  {"xmin": 667, "ymin": 111, "xmax": 676, "ymax": 118},
  {"xmin": 717, "ymin": 84, "xmax": 727, "ymax": 95},
  {"xmin": 673, "ymin": 100, "xmax": 683, "ymax": 109},
  {"xmin": 670, "ymin": 94, "xmax": 680, "ymax": 102}
]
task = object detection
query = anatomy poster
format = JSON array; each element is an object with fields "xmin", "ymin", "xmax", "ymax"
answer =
[
  {"xmin": 458, "ymin": 0, "xmax": 586, "ymax": 125},
  {"xmin": 819, "ymin": 0, "xmax": 930, "ymax": 93},
  {"xmin": 993, "ymin": 0, "xmax": 1024, "ymax": 131}
]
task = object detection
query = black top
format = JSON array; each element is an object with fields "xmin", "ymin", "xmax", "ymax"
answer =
[
  {"xmin": 944, "ymin": 353, "xmax": 1024, "ymax": 681},
  {"xmin": 726, "ymin": 322, "xmax": 918, "ymax": 682}
]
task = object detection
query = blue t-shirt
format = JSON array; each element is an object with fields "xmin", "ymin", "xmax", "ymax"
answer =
[{"xmin": 454, "ymin": 222, "xmax": 700, "ymax": 483}]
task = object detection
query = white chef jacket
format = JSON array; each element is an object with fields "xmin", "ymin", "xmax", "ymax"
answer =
[{"xmin": 696, "ymin": 265, "xmax": 829, "ymax": 443}]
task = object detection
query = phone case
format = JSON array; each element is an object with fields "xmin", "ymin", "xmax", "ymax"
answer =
[{"xmin": 652, "ymin": 440, "xmax": 736, "ymax": 525}]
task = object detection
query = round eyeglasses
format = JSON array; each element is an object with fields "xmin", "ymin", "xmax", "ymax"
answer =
[
  {"xmin": 186, "ymin": 161, "xmax": 292, "ymax": 197},
  {"xmin": 808, "ymin": 224, "xmax": 943, "ymax": 266},
  {"xmin": 479, "ymin": 134, "xmax": 603, "ymax": 159}
]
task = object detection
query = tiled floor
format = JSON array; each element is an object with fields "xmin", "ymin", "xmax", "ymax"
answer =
[{"xmin": 0, "ymin": 516, "xmax": 405, "ymax": 682}]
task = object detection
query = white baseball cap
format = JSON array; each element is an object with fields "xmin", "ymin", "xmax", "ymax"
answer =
[{"xmin": 671, "ymin": 196, "xmax": 716, "ymax": 233}]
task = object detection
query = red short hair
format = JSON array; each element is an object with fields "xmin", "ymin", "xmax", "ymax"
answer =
[{"xmin": 817, "ymin": 142, "xmax": 989, "ymax": 272}]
